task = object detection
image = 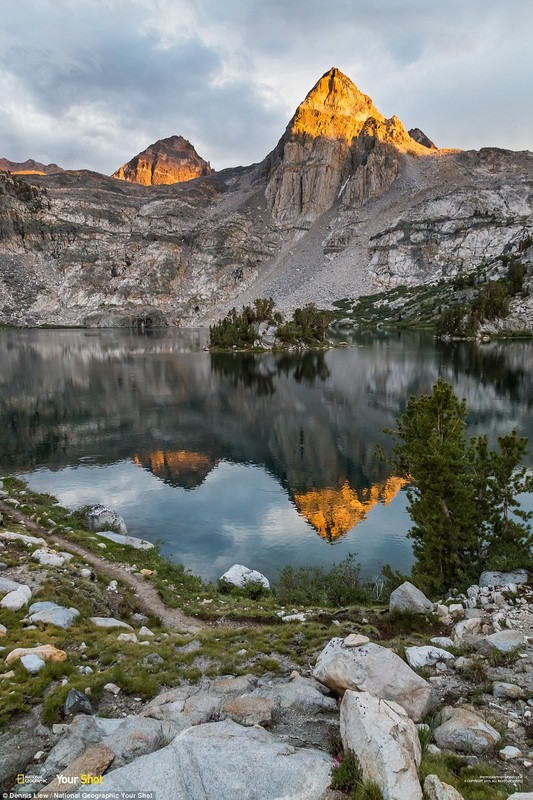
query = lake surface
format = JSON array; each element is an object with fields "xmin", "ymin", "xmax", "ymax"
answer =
[{"xmin": 0, "ymin": 328, "xmax": 531, "ymax": 584}]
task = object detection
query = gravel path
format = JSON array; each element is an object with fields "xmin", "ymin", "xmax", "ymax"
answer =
[{"xmin": 0, "ymin": 500, "xmax": 205, "ymax": 633}]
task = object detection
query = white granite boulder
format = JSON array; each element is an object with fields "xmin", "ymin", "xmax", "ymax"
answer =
[
  {"xmin": 478, "ymin": 569, "xmax": 528, "ymax": 588},
  {"xmin": 1, "ymin": 584, "xmax": 32, "ymax": 611},
  {"xmin": 84, "ymin": 505, "xmax": 128, "ymax": 535},
  {"xmin": 32, "ymin": 549, "xmax": 65, "ymax": 567},
  {"xmin": 219, "ymin": 564, "xmax": 270, "ymax": 590},
  {"xmin": 405, "ymin": 646, "xmax": 455, "ymax": 669},
  {"xmin": 313, "ymin": 638, "xmax": 433, "ymax": 721},
  {"xmin": 29, "ymin": 604, "xmax": 80, "ymax": 628},
  {"xmin": 433, "ymin": 707, "xmax": 500, "ymax": 753},
  {"xmin": 389, "ymin": 581, "xmax": 433, "ymax": 614},
  {"xmin": 340, "ymin": 691, "xmax": 422, "ymax": 800},
  {"xmin": 20, "ymin": 653, "xmax": 46, "ymax": 673},
  {"xmin": 474, "ymin": 630, "xmax": 526, "ymax": 654},
  {"xmin": 90, "ymin": 617, "xmax": 134, "ymax": 631},
  {"xmin": 67, "ymin": 718, "xmax": 332, "ymax": 800}
]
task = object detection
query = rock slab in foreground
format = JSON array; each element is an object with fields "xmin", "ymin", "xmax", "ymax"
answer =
[
  {"xmin": 340, "ymin": 690, "xmax": 422, "ymax": 800},
  {"xmin": 219, "ymin": 564, "xmax": 270, "ymax": 590},
  {"xmin": 67, "ymin": 719, "xmax": 332, "ymax": 800},
  {"xmin": 95, "ymin": 530, "xmax": 154, "ymax": 549},
  {"xmin": 389, "ymin": 581, "xmax": 433, "ymax": 614},
  {"xmin": 313, "ymin": 638, "xmax": 433, "ymax": 721}
]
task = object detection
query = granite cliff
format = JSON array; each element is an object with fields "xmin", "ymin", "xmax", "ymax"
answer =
[
  {"xmin": 112, "ymin": 135, "xmax": 213, "ymax": 186},
  {"xmin": 0, "ymin": 67, "xmax": 532, "ymax": 328}
]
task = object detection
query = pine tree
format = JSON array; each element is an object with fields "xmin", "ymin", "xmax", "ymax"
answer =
[{"xmin": 387, "ymin": 379, "xmax": 533, "ymax": 595}]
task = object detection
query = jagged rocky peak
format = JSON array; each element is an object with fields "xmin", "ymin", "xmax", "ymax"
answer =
[
  {"xmin": 112, "ymin": 135, "xmax": 214, "ymax": 186},
  {"xmin": 288, "ymin": 67, "xmax": 385, "ymax": 141},
  {"xmin": 266, "ymin": 67, "xmax": 425, "ymax": 224},
  {"xmin": 408, "ymin": 128, "xmax": 437, "ymax": 150}
]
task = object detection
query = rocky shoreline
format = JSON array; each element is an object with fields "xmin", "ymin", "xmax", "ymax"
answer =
[{"xmin": 0, "ymin": 478, "xmax": 532, "ymax": 799}]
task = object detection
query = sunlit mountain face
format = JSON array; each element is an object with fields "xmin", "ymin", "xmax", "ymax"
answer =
[{"xmin": 293, "ymin": 477, "xmax": 408, "ymax": 541}]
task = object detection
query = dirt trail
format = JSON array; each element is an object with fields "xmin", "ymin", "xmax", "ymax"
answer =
[{"xmin": 0, "ymin": 500, "xmax": 205, "ymax": 632}]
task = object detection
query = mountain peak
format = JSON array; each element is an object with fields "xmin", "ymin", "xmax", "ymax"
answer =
[{"xmin": 113, "ymin": 136, "xmax": 213, "ymax": 186}]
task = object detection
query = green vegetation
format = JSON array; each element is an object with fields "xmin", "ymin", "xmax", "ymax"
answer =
[
  {"xmin": 330, "ymin": 751, "xmax": 383, "ymax": 799},
  {"xmin": 276, "ymin": 554, "xmax": 372, "ymax": 606},
  {"xmin": 419, "ymin": 751, "xmax": 514, "ymax": 800},
  {"xmin": 386, "ymin": 378, "xmax": 533, "ymax": 595},
  {"xmin": 209, "ymin": 297, "xmax": 331, "ymax": 349}
]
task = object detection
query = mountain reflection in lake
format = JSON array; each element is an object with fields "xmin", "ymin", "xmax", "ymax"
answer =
[{"xmin": 0, "ymin": 329, "xmax": 531, "ymax": 583}]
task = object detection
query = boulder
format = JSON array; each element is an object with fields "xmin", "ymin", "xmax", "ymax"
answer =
[
  {"xmin": 0, "ymin": 576, "xmax": 22, "ymax": 594},
  {"xmin": 499, "ymin": 745, "xmax": 522, "ymax": 761},
  {"xmin": 96, "ymin": 530, "xmax": 154, "ymax": 549},
  {"xmin": 20, "ymin": 653, "xmax": 46, "ymax": 673},
  {"xmin": 1, "ymin": 585, "xmax": 31, "ymax": 611},
  {"xmin": 219, "ymin": 564, "xmax": 270, "ymax": 590},
  {"xmin": 389, "ymin": 581, "xmax": 433, "ymax": 614},
  {"xmin": 31, "ymin": 548, "xmax": 65, "ymax": 567},
  {"xmin": 430, "ymin": 637, "xmax": 455, "ymax": 649},
  {"xmin": 452, "ymin": 617, "xmax": 482, "ymax": 644},
  {"xmin": 64, "ymin": 688, "xmax": 93, "ymax": 716},
  {"xmin": 0, "ymin": 530, "xmax": 45, "ymax": 546},
  {"xmin": 344, "ymin": 634, "xmax": 370, "ymax": 647},
  {"xmin": 313, "ymin": 638, "xmax": 433, "ymax": 721},
  {"xmin": 102, "ymin": 717, "xmax": 178, "ymax": 767},
  {"xmin": 340, "ymin": 690, "xmax": 422, "ymax": 800},
  {"xmin": 84, "ymin": 505, "xmax": 128, "ymax": 535},
  {"xmin": 6, "ymin": 643, "xmax": 66, "ymax": 666},
  {"xmin": 424, "ymin": 774, "xmax": 465, "ymax": 800},
  {"xmin": 405, "ymin": 646, "xmax": 455, "ymax": 669},
  {"xmin": 474, "ymin": 630, "xmax": 525, "ymax": 655},
  {"xmin": 493, "ymin": 682, "xmax": 525, "ymax": 700},
  {"xmin": 90, "ymin": 617, "xmax": 134, "ymax": 631},
  {"xmin": 479, "ymin": 569, "xmax": 528, "ymax": 587},
  {"xmin": 67, "ymin": 719, "xmax": 332, "ymax": 799},
  {"xmin": 433, "ymin": 707, "xmax": 500, "ymax": 753},
  {"xmin": 29, "ymin": 605, "xmax": 80, "ymax": 629}
]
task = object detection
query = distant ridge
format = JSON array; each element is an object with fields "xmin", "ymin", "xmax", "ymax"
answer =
[
  {"xmin": 112, "ymin": 135, "xmax": 214, "ymax": 186},
  {"xmin": 0, "ymin": 157, "xmax": 64, "ymax": 175}
]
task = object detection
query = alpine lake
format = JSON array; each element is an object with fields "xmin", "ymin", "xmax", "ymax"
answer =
[{"xmin": 1, "ymin": 327, "xmax": 531, "ymax": 585}]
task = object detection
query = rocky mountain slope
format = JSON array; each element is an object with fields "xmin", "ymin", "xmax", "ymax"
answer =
[
  {"xmin": 0, "ymin": 67, "xmax": 532, "ymax": 328},
  {"xmin": 112, "ymin": 135, "xmax": 213, "ymax": 186}
]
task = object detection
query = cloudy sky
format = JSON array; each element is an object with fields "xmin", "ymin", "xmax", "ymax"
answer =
[{"xmin": 1, "ymin": 0, "xmax": 532, "ymax": 174}]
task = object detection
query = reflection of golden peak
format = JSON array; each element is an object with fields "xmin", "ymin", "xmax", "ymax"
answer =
[
  {"xmin": 133, "ymin": 450, "xmax": 216, "ymax": 489},
  {"xmin": 294, "ymin": 476, "xmax": 407, "ymax": 541}
]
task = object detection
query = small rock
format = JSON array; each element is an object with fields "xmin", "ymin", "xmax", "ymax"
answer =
[
  {"xmin": 31, "ymin": 548, "xmax": 65, "ymax": 567},
  {"xmin": 29, "ymin": 605, "xmax": 80, "ymax": 629},
  {"xmin": 138, "ymin": 626, "xmax": 154, "ymax": 638},
  {"xmin": 107, "ymin": 579, "xmax": 118, "ymax": 591},
  {"xmin": 475, "ymin": 630, "xmax": 525, "ymax": 654},
  {"xmin": 0, "ymin": 670, "xmax": 15, "ymax": 680},
  {"xmin": 430, "ymin": 637, "xmax": 455, "ymax": 649},
  {"xmin": 80, "ymin": 568, "xmax": 92, "ymax": 578},
  {"xmin": 222, "ymin": 695, "xmax": 274, "ymax": 726},
  {"xmin": 117, "ymin": 632, "xmax": 137, "ymax": 643},
  {"xmin": 90, "ymin": 617, "xmax": 134, "ymax": 630},
  {"xmin": 499, "ymin": 745, "xmax": 522, "ymax": 761},
  {"xmin": 493, "ymin": 682, "xmax": 525, "ymax": 700},
  {"xmin": 0, "ymin": 623, "xmax": 6, "ymax": 637},
  {"xmin": 143, "ymin": 653, "xmax": 165, "ymax": 667},
  {"xmin": 20, "ymin": 654, "xmax": 46, "ymax": 673},
  {"xmin": 97, "ymin": 530, "xmax": 154, "ymax": 549},
  {"xmin": 433, "ymin": 706, "xmax": 500, "ymax": 753},
  {"xmin": 344, "ymin": 634, "xmax": 370, "ymax": 647},
  {"xmin": 424, "ymin": 773, "xmax": 465, "ymax": 800},
  {"xmin": 140, "ymin": 568, "xmax": 154, "ymax": 575},
  {"xmin": 64, "ymin": 688, "xmax": 93, "ymax": 715},
  {"xmin": 104, "ymin": 682, "xmax": 121, "ymax": 696}
]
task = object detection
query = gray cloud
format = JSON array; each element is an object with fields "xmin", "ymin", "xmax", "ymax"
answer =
[{"xmin": 0, "ymin": 0, "xmax": 531, "ymax": 172}]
